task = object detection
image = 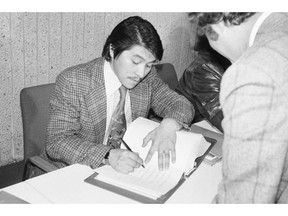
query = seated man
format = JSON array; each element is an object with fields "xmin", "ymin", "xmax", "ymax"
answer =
[
  {"xmin": 176, "ymin": 35, "xmax": 230, "ymax": 132},
  {"xmin": 37, "ymin": 16, "xmax": 194, "ymax": 177}
]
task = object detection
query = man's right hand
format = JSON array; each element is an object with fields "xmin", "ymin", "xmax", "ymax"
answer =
[{"xmin": 108, "ymin": 149, "xmax": 144, "ymax": 174}]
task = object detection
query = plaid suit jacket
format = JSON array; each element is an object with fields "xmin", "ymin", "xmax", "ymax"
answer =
[
  {"xmin": 41, "ymin": 57, "xmax": 194, "ymax": 169},
  {"xmin": 214, "ymin": 13, "xmax": 288, "ymax": 203}
]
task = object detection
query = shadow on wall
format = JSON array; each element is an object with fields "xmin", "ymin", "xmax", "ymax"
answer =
[{"xmin": 166, "ymin": 17, "xmax": 197, "ymax": 79}]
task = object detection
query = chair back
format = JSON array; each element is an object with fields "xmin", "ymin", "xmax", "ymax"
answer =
[
  {"xmin": 155, "ymin": 63, "xmax": 178, "ymax": 90},
  {"xmin": 20, "ymin": 83, "xmax": 55, "ymax": 162},
  {"xmin": 147, "ymin": 63, "xmax": 178, "ymax": 120}
]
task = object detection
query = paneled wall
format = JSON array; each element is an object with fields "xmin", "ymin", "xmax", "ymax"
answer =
[{"xmin": 0, "ymin": 12, "xmax": 197, "ymax": 166}]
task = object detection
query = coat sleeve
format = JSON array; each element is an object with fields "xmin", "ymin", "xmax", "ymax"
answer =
[
  {"xmin": 45, "ymin": 71, "xmax": 111, "ymax": 169},
  {"xmin": 149, "ymin": 67, "xmax": 194, "ymax": 126},
  {"xmin": 214, "ymin": 61, "xmax": 288, "ymax": 203}
]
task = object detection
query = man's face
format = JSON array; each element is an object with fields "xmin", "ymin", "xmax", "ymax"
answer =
[
  {"xmin": 110, "ymin": 45, "xmax": 157, "ymax": 89},
  {"xmin": 207, "ymin": 22, "xmax": 245, "ymax": 63}
]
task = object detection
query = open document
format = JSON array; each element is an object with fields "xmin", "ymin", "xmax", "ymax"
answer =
[{"xmin": 85, "ymin": 117, "xmax": 212, "ymax": 203}]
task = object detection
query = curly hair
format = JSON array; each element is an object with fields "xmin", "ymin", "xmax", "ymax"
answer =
[{"xmin": 188, "ymin": 12, "xmax": 256, "ymax": 40}]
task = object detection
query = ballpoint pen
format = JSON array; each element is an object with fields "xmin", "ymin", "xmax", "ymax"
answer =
[{"xmin": 121, "ymin": 138, "xmax": 145, "ymax": 168}]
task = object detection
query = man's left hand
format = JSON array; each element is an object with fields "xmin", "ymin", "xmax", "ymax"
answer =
[{"xmin": 142, "ymin": 118, "xmax": 182, "ymax": 170}]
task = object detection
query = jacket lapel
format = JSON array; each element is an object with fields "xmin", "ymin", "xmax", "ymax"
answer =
[{"xmin": 85, "ymin": 58, "xmax": 107, "ymax": 144}]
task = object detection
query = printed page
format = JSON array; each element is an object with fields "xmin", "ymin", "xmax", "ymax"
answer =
[
  {"xmin": 95, "ymin": 163, "xmax": 184, "ymax": 199},
  {"xmin": 123, "ymin": 117, "xmax": 210, "ymax": 173},
  {"xmin": 93, "ymin": 118, "xmax": 211, "ymax": 199}
]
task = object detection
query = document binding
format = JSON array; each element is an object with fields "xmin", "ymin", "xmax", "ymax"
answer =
[
  {"xmin": 85, "ymin": 172, "xmax": 186, "ymax": 203},
  {"xmin": 84, "ymin": 135, "xmax": 217, "ymax": 204},
  {"xmin": 0, "ymin": 191, "xmax": 29, "ymax": 204}
]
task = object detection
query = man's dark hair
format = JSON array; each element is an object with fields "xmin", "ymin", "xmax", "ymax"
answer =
[
  {"xmin": 102, "ymin": 16, "xmax": 163, "ymax": 61},
  {"xmin": 188, "ymin": 13, "xmax": 256, "ymax": 40}
]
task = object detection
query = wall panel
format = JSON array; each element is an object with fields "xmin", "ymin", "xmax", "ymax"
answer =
[
  {"xmin": 0, "ymin": 13, "xmax": 13, "ymax": 164},
  {"xmin": 10, "ymin": 13, "xmax": 25, "ymax": 161},
  {"xmin": 72, "ymin": 13, "xmax": 85, "ymax": 65},
  {"xmin": 37, "ymin": 13, "xmax": 50, "ymax": 84},
  {"xmin": 23, "ymin": 13, "xmax": 37, "ymax": 87},
  {"xmin": 83, "ymin": 13, "xmax": 96, "ymax": 62},
  {"xmin": 61, "ymin": 12, "xmax": 73, "ymax": 71},
  {"xmin": 93, "ymin": 12, "xmax": 105, "ymax": 57},
  {"xmin": 48, "ymin": 13, "xmax": 61, "ymax": 82}
]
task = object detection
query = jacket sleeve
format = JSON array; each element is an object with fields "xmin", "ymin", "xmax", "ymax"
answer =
[
  {"xmin": 45, "ymin": 71, "xmax": 111, "ymax": 169},
  {"xmin": 215, "ymin": 61, "xmax": 288, "ymax": 203},
  {"xmin": 149, "ymin": 67, "xmax": 194, "ymax": 127}
]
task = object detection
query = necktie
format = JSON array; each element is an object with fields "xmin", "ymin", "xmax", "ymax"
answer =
[{"xmin": 107, "ymin": 85, "xmax": 127, "ymax": 149}]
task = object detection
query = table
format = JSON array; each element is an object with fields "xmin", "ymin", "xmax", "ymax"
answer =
[
  {"xmin": 1, "ymin": 161, "xmax": 222, "ymax": 204},
  {"xmin": 1, "ymin": 120, "xmax": 223, "ymax": 203}
]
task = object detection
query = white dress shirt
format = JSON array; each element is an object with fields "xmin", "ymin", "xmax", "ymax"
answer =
[
  {"xmin": 103, "ymin": 60, "xmax": 132, "ymax": 146},
  {"xmin": 249, "ymin": 12, "xmax": 272, "ymax": 47}
]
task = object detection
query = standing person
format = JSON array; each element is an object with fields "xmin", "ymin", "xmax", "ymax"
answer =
[
  {"xmin": 188, "ymin": 12, "xmax": 288, "ymax": 203},
  {"xmin": 39, "ymin": 16, "xmax": 194, "ymax": 176},
  {"xmin": 176, "ymin": 35, "xmax": 231, "ymax": 133}
]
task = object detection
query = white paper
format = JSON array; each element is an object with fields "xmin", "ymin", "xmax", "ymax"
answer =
[{"xmin": 94, "ymin": 117, "xmax": 210, "ymax": 199}]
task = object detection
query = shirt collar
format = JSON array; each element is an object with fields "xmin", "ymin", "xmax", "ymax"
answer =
[
  {"xmin": 249, "ymin": 12, "xmax": 272, "ymax": 47},
  {"xmin": 103, "ymin": 60, "xmax": 122, "ymax": 97}
]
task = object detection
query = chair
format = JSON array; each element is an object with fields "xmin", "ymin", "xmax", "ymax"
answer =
[
  {"xmin": 19, "ymin": 63, "xmax": 178, "ymax": 180},
  {"xmin": 148, "ymin": 63, "xmax": 179, "ymax": 120},
  {"xmin": 20, "ymin": 83, "xmax": 58, "ymax": 180},
  {"xmin": 154, "ymin": 63, "xmax": 178, "ymax": 90}
]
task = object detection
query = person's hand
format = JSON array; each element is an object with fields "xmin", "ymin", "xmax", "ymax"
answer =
[
  {"xmin": 108, "ymin": 149, "xmax": 144, "ymax": 174},
  {"xmin": 142, "ymin": 118, "xmax": 181, "ymax": 171}
]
